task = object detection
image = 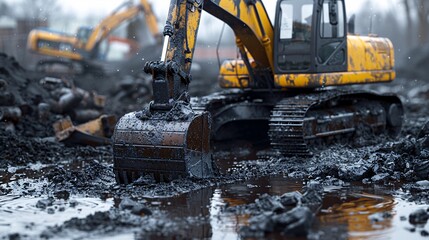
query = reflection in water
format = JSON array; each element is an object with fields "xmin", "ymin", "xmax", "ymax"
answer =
[
  {"xmin": 160, "ymin": 187, "xmax": 214, "ymax": 238},
  {"xmin": 153, "ymin": 177, "xmax": 429, "ymax": 240},
  {"xmin": 320, "ymin": 193, "xmax": 396, "ymax": 239},
  {"xmin": 0, "ymin": 196, "xmax": 113, "ymax": 236},
  {"xmin": 210, "ymin": 189, "xmax": 245, "ymax": 240}
]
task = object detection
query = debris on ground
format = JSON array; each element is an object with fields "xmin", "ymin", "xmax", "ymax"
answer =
[
  {"xmin": 53, "ymin": 115, "xmax": 116, "ymax": 146},
  {"xmin": 2, "ymin": 51, "xmax": 429, "ymax": 239},
  {"xmin": 227, "ymin": 182, "xmax": 323, "ymax": 238},
  {"xmin": 409, "ymin": 209, "xmax": 429, "ymax": 225}
]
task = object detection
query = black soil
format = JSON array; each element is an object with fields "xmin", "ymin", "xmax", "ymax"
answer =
[{"xmin": 1, "ymin": 52, "xmax": 429, "ymax": 239}]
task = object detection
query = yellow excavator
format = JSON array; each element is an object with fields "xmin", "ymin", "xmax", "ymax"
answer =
[
  {"xmin": 27, "ymin": 0, "xmax": 161, "ymax": 74},
  {"xmin": 113, "ymin": 0, "xmax": 404, "ymax": 183}
]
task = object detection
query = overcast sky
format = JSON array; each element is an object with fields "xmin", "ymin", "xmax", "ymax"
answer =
[
  {"xmin": 59, "ymin": 0, "xmax": 368, "ymax": 16},
  {"xmin": 3, "ymin": 0, "xmax": 401, "ymax": 41},
  {"xmin": 54, "ymin": 1, "xmax": 396, "ymax": 28},
  {"xmin": 57, "ymin": 0, "xmax": 390, "ymax": 20}
]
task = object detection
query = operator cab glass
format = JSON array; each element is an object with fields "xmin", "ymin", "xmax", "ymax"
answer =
[
  {"xmin": 76, "ymin": 26, "xmax": 93, "ymax": 44},
  {"xmin": 274, "ymin": 0, "xmax": 347, "ymax": 74}
]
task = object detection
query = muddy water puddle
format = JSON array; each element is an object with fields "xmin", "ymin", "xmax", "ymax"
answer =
[
  {"xmin": 0, "ymin": 196, "xmax": 113, "ymax": 236},
  {"xmin": 1, "ymin": 176, "xmax": 427, "ymax": 239},
  {"xmin": 1, "ymin": 149, "xmax": 429, "ymax": 239},
  {"xmin": 148, "ymin": 176, "xmax": 429, "ymax": 239}
]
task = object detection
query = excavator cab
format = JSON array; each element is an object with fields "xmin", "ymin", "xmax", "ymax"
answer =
[
  {"xmin": 274, "ymin": 0, "xmax": 347, "ymax": 74},
  {"xmin": 76, "ymin": 26, "xmax": 93, "ymax": 44}
]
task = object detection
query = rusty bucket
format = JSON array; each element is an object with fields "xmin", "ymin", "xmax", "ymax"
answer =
[{"xmin": 113, "ymin": 108, "xmax": 213, "ymax": 183}]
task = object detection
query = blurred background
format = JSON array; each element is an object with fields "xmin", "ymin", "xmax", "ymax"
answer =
[{"xmin": 0, "ymin": 0, "xmax": 428, "ymax": 78}]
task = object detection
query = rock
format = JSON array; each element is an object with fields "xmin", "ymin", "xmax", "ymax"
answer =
[
  {"xmin": 54, "ymin": 190, "xmax": 70, "ymax": 200},
  {"xmin": 247, "ymin": 212, "xmax": 275, "ymax": 233},
  {"xmin": 69, "ymin": 200, "xmax": 78, "ymax": 208},
  {"xmin": 418, "ymin": 121, "xmax": 429, "ymax": 138},
  {"xmin": 414, "ymin": 161, "xmax": 429, "ymax": 180},
  {"xmin": 419, "ymin": 150, "xmax": 429, "ymax": 159},
  {"xmin": 119, "ymin": 198, "xmax": 138, "ymax": 211},
  {"xmin": 36, "ymin": 198, "xmax": 54, "ymax": 209},
  {"xmin": 338, "ymin": 164, "xmax": 371, "ymax": 181},
  {"xmin": 409, "ymin": 209, "xmax": 429, "ymax": 224},
  {"xmin": 131, "ymin": 206, "xmax": 152, "ymax": 216},
  {"xmin": 305, "ymin": 181, "xmax": 324, "ymax": 194},
  {"xmin": 419, "ymin": 136, "xmax": 429, "ymax": 150},
  {"xmin": 368, "ymin": 212, "xmax": 392, "ymax": 222},
  {"xmin": 416, "ymin": 180, "xmax": 429, "ymax": 188},
  {"xmin": 371, "ymin": 173, "xmax": 390, "ymax": 183},
  {"xmin": 244, "ymin": 207, "xmax": 314, "ymax": 237},
  {"xmin": 255, "ymin": 194, "xmax": 285, "ymax": 213},
  {"xmin": 119, "ymin": 198, "xmax": 151, "ymax": 216},
  {"xmin": 301, "ymin": 182, "xmax": 323, "ymax": 207},
  {"xmin": 8, "ymin": 233, "xmax": 20, "ymax": 240},
  {"xmin": 279, "ymin": 192, "xmax": 302, "ymax": 209},
  {"xmin": 273, "ymin": 207, "xmax": 314, "ymax": 236},
  {"xmin": 47, "ymin": 208, "xmax": 55, "ymax": 215}
]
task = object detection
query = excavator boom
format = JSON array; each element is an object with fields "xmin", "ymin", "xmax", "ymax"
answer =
[{"xmin": 85, "ymin": 0, "xmax": 161, "ymax": 52}]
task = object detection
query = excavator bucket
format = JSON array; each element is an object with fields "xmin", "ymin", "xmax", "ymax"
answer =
[{"xmin": 112, "ymin": 109, "xmax": 213, "ymax": 183}]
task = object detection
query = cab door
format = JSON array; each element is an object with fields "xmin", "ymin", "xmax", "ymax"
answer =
[
  {"xmin": 274, "ymin": 0, "xmax": 348, "ymax": 74},
  {"xmin": 314, "ymin": 0, "xmax": 347, "ymax": 73}
]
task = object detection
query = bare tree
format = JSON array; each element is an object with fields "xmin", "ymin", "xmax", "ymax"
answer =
[
  {"xmin": 415, "ymin": 0, "xmax": 429, "ymax": 44},
  {"xmin": 16, "ymin": 0, "xmax": 60, "ymax": 22},
  {"xmin": 0, "ymin": 1, "xmax": 10, "ymax": 17},
  {"xmin": 403, "ymin": 0, "xmax": 413, "ymax": 44},
  {"xmin": 402, "ymin": 0, "xmax": 429, "ymax": 45}
]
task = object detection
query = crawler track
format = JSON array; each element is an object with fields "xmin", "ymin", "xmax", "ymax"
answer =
[
  {"xmin": 193, "ymin": 89, "xmax": 403, "ymax": 156},
  {"xmin": 268, "ymin": 90, "xmax": 403, "ymax": 156}
]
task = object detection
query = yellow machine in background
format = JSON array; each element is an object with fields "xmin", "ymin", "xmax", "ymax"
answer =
[
  {"xmin": 27, "ymin": 0, "xmax": 160, "ymax": 73},
  {"xmin": 112, "ymin": 0, "xmax": 404, "ymax": 183}
]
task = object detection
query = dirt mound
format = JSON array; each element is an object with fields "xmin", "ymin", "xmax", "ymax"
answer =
[{"xmin": 0, "ymin": 53, "xmax": 58, "ymax": 137}]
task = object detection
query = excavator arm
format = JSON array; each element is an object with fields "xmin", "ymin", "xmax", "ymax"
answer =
[
  {"xmin": 85, "ymin": 0, "xmax": 161, "ymax": 53},
  {"xmin": 145, "ymin": 0, "xmax": 275, "ymax": 109}
]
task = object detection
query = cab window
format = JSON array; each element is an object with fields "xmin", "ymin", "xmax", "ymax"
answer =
[
  {"xmin": 320, "ymin": 0, "xmax": 345, "ymax": 38},
  {"xmin": 279, "ymin": 1, "xmax": 313, "ymax": 42},
  {"xmin": 276, "ymin": 0, "xmax": 314, "ymax": 72}
]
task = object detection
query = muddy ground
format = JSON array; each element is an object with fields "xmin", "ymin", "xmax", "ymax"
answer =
[{"xmin": 1, "ymin": 52, "xmax": 429, "ymax": 239}]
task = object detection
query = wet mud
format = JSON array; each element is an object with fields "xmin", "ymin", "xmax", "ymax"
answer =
[{"xmin": 1, "ymin": 52, "xmax": 429, "ymax": 239}]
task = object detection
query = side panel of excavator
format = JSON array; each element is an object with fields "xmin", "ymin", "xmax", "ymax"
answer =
[
  {"xmin": 27, "ymin": 29, "xmax": 83, "ymax": 61},
  {"xmin": 219, "ymin": 36, "xmax": 396, "ymax": 89}
]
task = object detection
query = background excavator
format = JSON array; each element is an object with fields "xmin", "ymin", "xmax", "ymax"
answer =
[
  {"xmin": 27, "ymin": 0, "xmax": 161, "ymax": 75},
  {"xmin": 113, "ymin": 0, "xmax": 404, "ymax": 183}
]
